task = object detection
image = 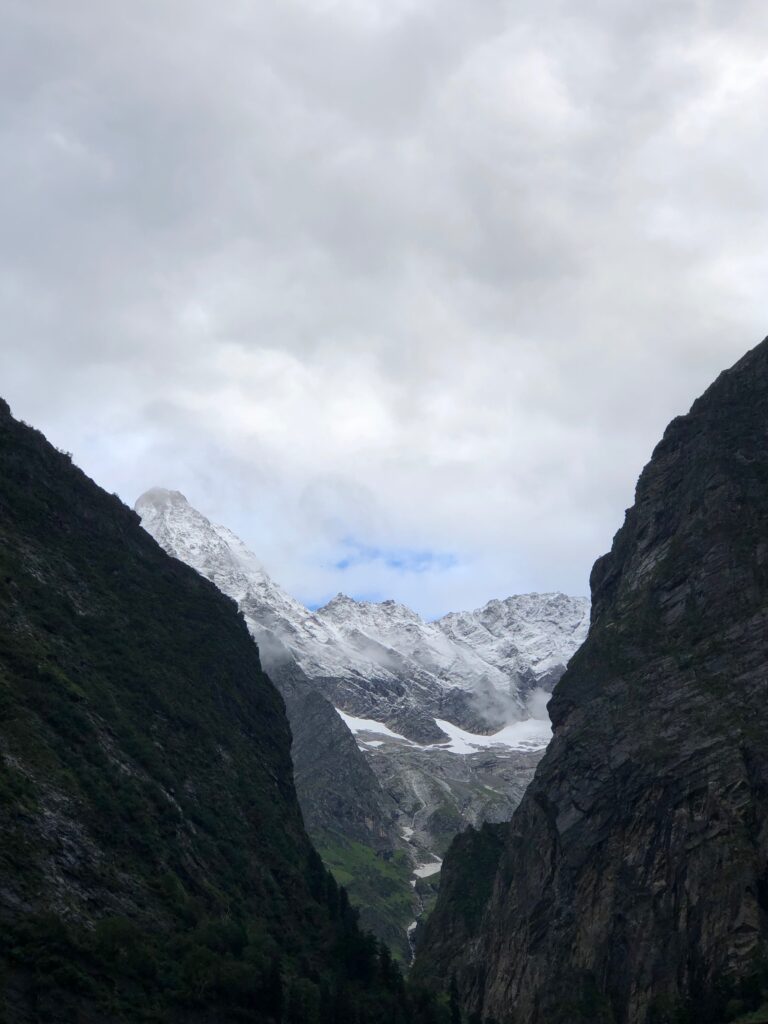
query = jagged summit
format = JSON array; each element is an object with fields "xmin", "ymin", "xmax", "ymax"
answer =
[{"xmin": 438, "ymin": 591, "xmax": 590, "ymax": 692}]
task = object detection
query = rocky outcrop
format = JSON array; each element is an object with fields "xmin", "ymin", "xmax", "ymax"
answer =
[
  {"xmin": 413, "ymin": 337, "xmax": 768, "ymax": 1023},
  {"xmin": 270, "ymin": 651, "xmax": 398, "ymax": 852},
  {"xmin": 362, "ymin": 739, "xmax": 540, "ymax": 859}
]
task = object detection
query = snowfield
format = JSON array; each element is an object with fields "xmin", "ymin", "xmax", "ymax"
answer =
[{"xmin": 337, "ymin": 708, "xmax": 552, "ymax": 754}]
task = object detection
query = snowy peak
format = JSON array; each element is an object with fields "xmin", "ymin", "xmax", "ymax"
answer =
[
  {"xmin": 135, "ymin": 487, "xmax": 308, "ymax": 629},
  {"xmin": 319, "ymin": 594, "xmax": 421, "ymax": 626},
  {"xmin": 136, "ymin": 487, "xmax": 246, "ymax": 579},
  {"xmin": 136, "ymin": 490, "xmax": 589, "ymax": 738},
  {"xmin": 437, "ymin": 592, "xmax": 590, "ymax": 691}
]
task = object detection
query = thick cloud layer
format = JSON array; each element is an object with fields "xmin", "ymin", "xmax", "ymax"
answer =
[{"xmin": 2, "ymin": 0, "xmax": 766, "ymax": 616}]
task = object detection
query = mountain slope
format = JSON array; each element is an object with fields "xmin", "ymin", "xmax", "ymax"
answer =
[
  {"xmin": 0, "ymin": 399, "xmax": 410, "ymax": 1023},
  {"xmin": 436, "ymin": 592, "xmax": 590, "ymax": 696},
  {"xmin": 136, "ymin": 488, "xmax": 412, "ymax": 955},
  {"xmin": 135, "ymin": 489, "xmax": 589, "ymax": 958},
  {"xmin": 413, "ymin": 336, "xmax": 768, "ymax": 1024}
]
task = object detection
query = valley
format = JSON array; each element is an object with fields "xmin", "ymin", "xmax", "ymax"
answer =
[{"xmin": 136, "ymin": 487, "xmax": 588, "ymax": 957}]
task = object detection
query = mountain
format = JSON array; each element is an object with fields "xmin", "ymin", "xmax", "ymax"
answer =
[
  {"xmin": 138, "ymin": 488, "xmax": 588, "ymax": 745},
  {"xmin": 437, "ymin": 592, "xmax": 590, "ymax": 696},
  {"xmin": 0, "ymin": 399, "xmax": 412, "ymax": 1023},
  {"xmin": 413, "ymin": 337, "xmax": 768, "ymax": 1024},
  {"xmin": 135, "ymin": 489, "xmax": 589, "ymax": 956}
]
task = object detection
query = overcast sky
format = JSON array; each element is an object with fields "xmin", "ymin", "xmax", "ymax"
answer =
[{"xmin": 2, "ymin": 0, "xmax": 767, "ymax": 617}]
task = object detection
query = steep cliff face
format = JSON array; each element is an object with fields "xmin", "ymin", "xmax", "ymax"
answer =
[
  {"xmin": 133, "ymin": 491, "xmax": 400, "ymax": 857},
  {"xmin": 0, "ymin": 400, "xmax": 410, "ymax": 1023},
  {"xmin": 414, "ymin": 337, "xmax": 768, "ymax": 1024},
  {"xmin": 265, "ymin": 648, "xmax": 414, "ymax": 958},
  {"xmin": 134, "ymin": 489, "xmax": 413, "ymax": 955}
]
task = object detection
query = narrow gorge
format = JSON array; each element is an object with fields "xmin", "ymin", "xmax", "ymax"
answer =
[{"xmin": 136, "ymin": 488, "xmax": 588, "ymax": 958}]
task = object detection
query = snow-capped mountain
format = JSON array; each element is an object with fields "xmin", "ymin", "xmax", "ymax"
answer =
[
  {"xmin": 136, "ymin": 488, "xmax": 588, "ymax": 743},
  {"xmin": 437, "ymin": 593, "xmax": 590, "ymax": 695},
  {"xmin": 136, "ymin": 487, "xmax": 590, "ymax": 953}
]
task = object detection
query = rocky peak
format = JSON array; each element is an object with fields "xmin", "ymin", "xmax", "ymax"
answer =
[{"xmin": 136, "ymin": 486, "xmax": 189, "ymax": 508}]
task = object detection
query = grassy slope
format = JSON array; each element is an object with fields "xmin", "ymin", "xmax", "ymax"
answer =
[{"xmin": 318, "ymin": 838, "xmax": 415, "ymax": 962}]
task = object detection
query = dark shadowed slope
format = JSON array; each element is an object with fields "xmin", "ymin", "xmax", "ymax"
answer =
[
  {"xmin": 414, "ymin": 337, "xmax": 768, "ymax": 1024},
  {"xmin": 0, "ymin": 398, "xmax": 410, "ymax": 1023}
]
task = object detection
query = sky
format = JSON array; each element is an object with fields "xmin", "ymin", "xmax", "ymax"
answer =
[{"xmin": 1, "ymin": 0, "xmax": 767, "ymax": 618}]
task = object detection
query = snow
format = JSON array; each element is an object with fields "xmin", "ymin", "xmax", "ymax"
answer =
[
  {"xmin": 335, "ymin": 709, "xmax": 411, "ymax": 742},
  {"xmin": 414, "ymin": 859, "xmax": 442, "ymax": 878},
  {"xmin": 428, "ymin": 717, "xmax": 552, "ymax": 754},
  {"xmin": 336, "ymin": 709, "xmax": 551, "ymax": 755}
]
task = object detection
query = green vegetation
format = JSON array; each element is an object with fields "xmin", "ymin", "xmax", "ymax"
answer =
[
  {"xmin": 0, "ymin": 863, "xmax": 414, "ymax": 1022},
  {"xmin": 409, "ymin": 822, "xmax": 506, "ymax": 1007},
  {"xmin": 319, "ymin": 837, "xmax": 415, "ymax": 962}
]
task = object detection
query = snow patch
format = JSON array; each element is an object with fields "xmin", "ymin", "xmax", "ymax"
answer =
[
  {"xmin": 335, "ymin": 709, "xmax": 411, "ymax": 743},
  {"xmin": 414, "ymin": 859, "xmax": 442, "ymax": 879},
  {"xmin": 337, "ymin": 708, "xmax": 551, "ymax": 755},
  {"xmin": 428, "ymin": 717, "xmax": 551, "ymax": 754}
]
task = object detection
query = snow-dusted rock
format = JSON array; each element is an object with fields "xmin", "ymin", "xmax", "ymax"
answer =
[{"xmin": 136, "ymin": 489, "xmax": 588, "ymax": 743}]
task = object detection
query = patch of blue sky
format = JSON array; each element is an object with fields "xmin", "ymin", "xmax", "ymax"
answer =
[{"xmin": 333, "ymin": 538, "xmax": 458, "ymax": 574}]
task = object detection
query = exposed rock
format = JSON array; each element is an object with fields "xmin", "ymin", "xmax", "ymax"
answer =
[{"xmin": 414, "ymin": 337, "xmax": 768, "ymax": 1023}]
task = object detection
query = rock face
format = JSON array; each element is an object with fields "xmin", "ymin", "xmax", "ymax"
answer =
[
  {"xmin": 413, "ymin": 337, "xmax": 768, "ymax": 1024},
  {"xmin": 437, "ymin": 593, "xmax": 589, "ymax": 697},
  {"xmin": 134, "ymin": 489, "xmax": 400, "ymax": 850},
  {"xmin": 0, "ymin": 401, "xmax": 410, "ymax": 1023}
]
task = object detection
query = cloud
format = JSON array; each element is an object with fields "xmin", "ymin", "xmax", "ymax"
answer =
[{"xmin": 1, "ymin": 0, "xmax": 767, "ymax": 617}]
